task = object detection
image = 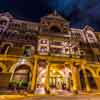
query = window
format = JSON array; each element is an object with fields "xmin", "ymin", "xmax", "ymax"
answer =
[
  {"xmin": 97, "ymin": 55, "xmax": 100, "ymax": 62},
  {"xmin": 50, "ymin": 26, "xmax": 61, "ymax": 33},
  {"xmin": 23, "ymin": 46, "xmax": 34, "ymax": 57},
  {"xmin": 50, "ymin": 48, "xmax": 62, "ymax": 54},
  {"xmin": 0, "ymin": 44, "xmax": 11, "ymax": 54},
  {"xmin": 40, "ymin": 47, "xmax": 47, "ymax": 53},
  {"xmin": 71, "ymin": 47, "xmax": 79, "ymax": 55},
  {"xmin": 51, "ymin": 41, "xmax": 62, "ymax": 46},
  {"xmin": 87, "ymin": 33, "xmax": 93, "ymax": 38},
  {"xmin": 40, "ymin": 40, "xmax": 48, "ymax": 44},
  {"xmin": 0, "ymin": 20, "xmax": 7, "ymax": 25}
]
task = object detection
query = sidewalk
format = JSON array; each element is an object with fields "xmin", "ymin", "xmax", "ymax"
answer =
[
  {"xmin": 0, "ymin": 94, "xmax": 33, "ymax": 100},
  {"xmin": 0, "ymin": 92, "xmax": 100, "ymax": 100}
]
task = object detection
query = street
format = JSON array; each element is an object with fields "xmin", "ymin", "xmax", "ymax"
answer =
[{"xmin": 18, "ymin": 95, "xmax": 100, "ymax": 100}]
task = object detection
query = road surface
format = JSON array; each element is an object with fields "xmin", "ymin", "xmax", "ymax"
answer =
[{"xmin": 18, "ymin": 95, "xmax": 100, "ymax": 100}]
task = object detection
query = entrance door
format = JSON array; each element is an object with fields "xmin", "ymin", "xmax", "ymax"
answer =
[{"xmin": 48, "ymin": 64, "xmax": 72, "ymax": 95}]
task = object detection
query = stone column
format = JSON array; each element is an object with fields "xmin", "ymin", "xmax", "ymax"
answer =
[
  {"xmin": 31, "ymin": 56, "xmax": 38, "ymax": 91},
  {"xmin": 71, "ymin": 62, "xmax": 79, "ymax": 94},
  {"xmin": 45, "ymin": 61, "xmax": 50, "ymax": 94}
]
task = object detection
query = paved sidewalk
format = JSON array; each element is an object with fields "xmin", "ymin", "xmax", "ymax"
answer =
[
  {"xmin": 0, "ymin": 94, "xmax": 33, "ymax": 100},
  {"xmin": 0, "ymin": 92, "xmax": 100, "ymax": 100}
]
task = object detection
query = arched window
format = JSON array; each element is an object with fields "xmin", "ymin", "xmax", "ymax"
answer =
[
  {"xmin": 50, "ymin": 26, "xmax": 61, "ymax": 33},
  {"xmin": 0, "ymin": 16, "xmax": 10, "ymax": 33},
  {"xmin": 23, "ymin": 46, "xmax": 34, "ymax": 57},
  {"xmin": 0, "ymin": 43, "xmax": 12, "ymax": 54},
  {"xmin": 0, "ymin": 20, "xmax": 7, "ymax": 25}
]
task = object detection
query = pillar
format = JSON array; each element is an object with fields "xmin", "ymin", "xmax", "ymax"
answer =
[
  {"xmin": 31, "ymin": 56, "xmax": 38, "ymax": 91},
  {"xmin": 71, "ymin": 62, "xmax": 79, "ymax": 93},
  {"xmin": 45, "ymin": 61, "xmax": 51, "ymax": 94}
]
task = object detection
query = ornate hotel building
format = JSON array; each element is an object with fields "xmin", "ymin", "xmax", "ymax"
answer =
[{"xmin": 0, "ymin": 11, "xmax": 100, "ymax": 95}]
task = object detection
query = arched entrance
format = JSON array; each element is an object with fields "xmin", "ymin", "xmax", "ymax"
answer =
[
  {"xmin": 79, "ymin": 69, "xmax": 97, "ymax": 91},
  {"xmin": 85, "ymin": 69, "xmax": 97, "ymax": 89},
  {"xmin": 12, "ymin": 64, "xmax": 32, "ymax": 90},
  {"xmin": 48, "ymin": 64, "xmax": 72, "ymax": 95},
  {"xmin": 79, "ymin": 70, "xmax": 86, "ymax": 90}
]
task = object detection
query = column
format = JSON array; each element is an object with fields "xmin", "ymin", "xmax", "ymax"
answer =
[
  {"xmin": 71, "ymin": 62, "xmax": 79, "ymax": 93},
  {"xmin": 45, "ymin": 61, "xmax": 51, "ymax": 94},
  {"xmin": 31, "ymin": 56, "xmax": 38, "ymax": 91},
  {"xmin": 81, "ymin": 62, "xmax": 91, "ymax": 92}
]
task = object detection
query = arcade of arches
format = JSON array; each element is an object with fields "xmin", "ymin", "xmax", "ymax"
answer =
[{"xmin": 0, "ymin": 58, "xmax": 100, "ymax": 95}]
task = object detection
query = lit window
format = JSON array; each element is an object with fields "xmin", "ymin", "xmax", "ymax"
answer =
[
  {"xmin": 23, "ymin": 46, "xmax": 34, "ymax": 57},
  {"xmin": 88, "ymin": 33, "xmax": 93, "ymax": 38},
  {"xmin": 40, "ymin": 47, "xmax": 47, "ymax": 52},
  {"xmin": 40, "ymin": 40, "xmax": 47, "ymax": 44}
]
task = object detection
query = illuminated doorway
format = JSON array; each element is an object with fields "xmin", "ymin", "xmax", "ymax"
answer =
[{"xmin": 48, "ymin": 64, "xmax": 72, "ymax": 95}]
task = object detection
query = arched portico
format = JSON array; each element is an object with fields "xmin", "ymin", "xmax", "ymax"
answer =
[
  {"xmin": 9, "ymin": 59, "xmax": 33, "ymax": 90},
  {"xmin": 79, "ymin": 67, "xmax": 97, "ymax": 91}
]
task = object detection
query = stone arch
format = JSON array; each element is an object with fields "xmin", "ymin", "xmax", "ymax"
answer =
[
  {"xmin": 0, "ymin": 63, "xmax": 7, "ymax": 72},
  {"xmin": 49, "ymin": 24, "xmax": 62, "ymax": 33},
  {"xmin": 0, "ymin": 42, "xmax": 14, "ymax": 54},
  {"xmin": 9, "ymin": 59, "xmax": 33, "ymax": 81},
  {"xmin": 85, "ymin": 67, "xmax": 95, "ymax": 76},
  {"xmin": 85, "ymin": 68, "xmax": 97, "ymax": 89},
  {"xmin": 9, "ymin": 59, "xmax": 34, "ymax": 90},
  {"xmin": 0, "ymin": 15, "xmax": 10, "ymax": 32},
  {"xmin": 96, "ymin": 68, "xmax": 100, "ymax": 76},
  {"xmin": 1, "ymin": 42, "xmax": 13, "ymax": 48},
  {"xmin": 79, "ymin": 67, "xmax": 97, "ymax": 90}
]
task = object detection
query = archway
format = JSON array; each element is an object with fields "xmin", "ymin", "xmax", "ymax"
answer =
[
  {"xmin": 48, "ymin": 64, "xmax": 72, "ymax": 95},
  {"xmin": 85, "ymin": 69, "xmax": 97, "ymax": 89},
  {"xmin": 11, "ymin": 64, "xmax": 32, "ymax": 90},
  {"xmin": 79, "ymin": 70, "xmax": 86, "ymax": 90},
  {"xmin": 79, "ymin": 69, "xmax": 97, "ymax": 91}
]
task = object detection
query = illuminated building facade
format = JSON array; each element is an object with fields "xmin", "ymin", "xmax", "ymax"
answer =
[{"xmin": 0, "ymin": 11, "xmax": 100, "ymax": 95}]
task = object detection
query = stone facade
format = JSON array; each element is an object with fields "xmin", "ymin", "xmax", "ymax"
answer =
[{"xmin": 0, "ymin": 11, "xmax": 100, "ymax": 95}]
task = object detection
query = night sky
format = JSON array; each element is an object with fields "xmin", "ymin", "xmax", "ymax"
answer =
[{"xmin": 0, "ymin": 0, "xmax": 100, "ymax": 31}]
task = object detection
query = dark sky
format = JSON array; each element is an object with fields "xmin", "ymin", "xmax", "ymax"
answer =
[{"xmin": 0, "ymin": 0, "xmax": 100, "ymax": 31}]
